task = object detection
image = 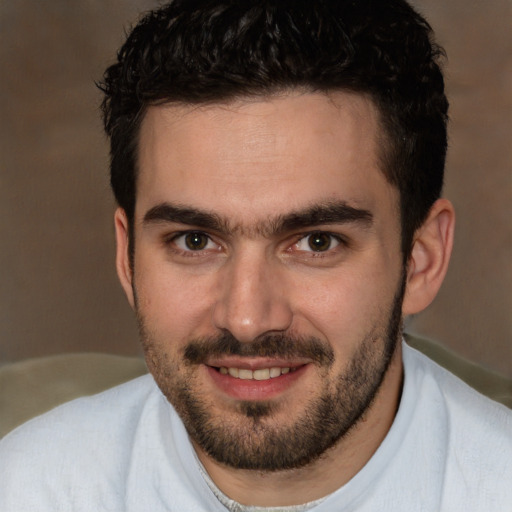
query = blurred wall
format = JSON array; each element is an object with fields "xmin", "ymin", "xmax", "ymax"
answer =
[{"xmin": 0, "ymin": 1, "xmax": 511, "ymax": 377}]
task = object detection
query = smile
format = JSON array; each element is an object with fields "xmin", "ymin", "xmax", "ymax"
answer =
[
  {"xmin": 207, "ymin": 363, "xmax": 308, "ymax": 400},
  {"xmin": 218, "ymin": 366, "xmax": 296, "ymax": 380}
]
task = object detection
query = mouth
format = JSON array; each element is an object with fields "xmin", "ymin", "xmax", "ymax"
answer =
[{"xmin": 205, "ymin": 361, "xmax": 309, "ymax": 401}]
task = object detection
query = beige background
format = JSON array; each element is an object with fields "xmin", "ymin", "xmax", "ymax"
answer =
[{"xmin": 0, "ymin": 1, "xmax": 511, "ymax": 377}]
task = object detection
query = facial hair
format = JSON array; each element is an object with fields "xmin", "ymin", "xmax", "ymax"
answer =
[{"xmin": 138, "ymin": 273, "xmax": 405, "ymax": 472}]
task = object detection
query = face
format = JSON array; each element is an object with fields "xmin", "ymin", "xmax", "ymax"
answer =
[{"xmin": 119, "ymin": 92, "xmax": 406, "ymax": 471}]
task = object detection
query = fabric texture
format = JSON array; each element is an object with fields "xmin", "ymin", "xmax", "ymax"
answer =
[{"xmin": 0, "ymin": 343, "xmax": 511, "ymax": 511}]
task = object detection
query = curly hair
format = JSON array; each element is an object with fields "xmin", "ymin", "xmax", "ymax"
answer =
[{"xmin": 99, "ymin": 0, "xmax": 448, "ymax": 258}]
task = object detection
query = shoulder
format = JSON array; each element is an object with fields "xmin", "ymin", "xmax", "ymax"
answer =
[
  {"xmin": 2, "ymin": 373, "xmax": 157, "ymax": 436},
  {"xmin": 405, "ymin": 333, "xmax": 512, "ymax": 407},
  {"xmin": 0, "ymin": 373, "xmax": 159, "ymax": 453},
  {"xmin": 404, "ymin": 342, "xmax": 512, "ymax": 432},
  {"xmin": 403, "ymin": 343, "xmax": 512, "ymax": 507},
  {"xmin": 0, "ymin": 375, "xmax": 163, "ymax": 510}
]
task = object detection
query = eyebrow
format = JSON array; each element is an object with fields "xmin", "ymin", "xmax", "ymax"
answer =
[{"xmin": 143, "ymin": 201, "xmax": 373, "ymax": 237}]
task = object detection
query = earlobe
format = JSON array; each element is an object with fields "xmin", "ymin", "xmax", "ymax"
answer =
[
  {"xmin": 114, "ymin": 208, "xmax": 136, "ymax": 309},
  {"xmin": 402, "ymin": 198, "xmax": 455, "ymax": 316}
]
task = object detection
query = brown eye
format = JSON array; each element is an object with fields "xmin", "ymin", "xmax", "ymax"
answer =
[
  {"xmin": 307, "ymin": 232, "xmax": 332, "ymax": 252},
  {"xmin": 184, "ymin": 232, "xmax": 209, "ymax": 250}
]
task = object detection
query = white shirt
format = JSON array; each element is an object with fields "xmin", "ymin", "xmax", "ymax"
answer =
[{"xmin": 1, "ymin": 343, "xmax": 511, "ymax": 511}]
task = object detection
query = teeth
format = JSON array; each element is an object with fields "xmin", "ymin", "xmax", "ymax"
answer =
[
  {"xmin": 270, "ymin": 367, "xmax": 281, "ymax": 378},
  {"xmin": 218, "ymin": 366, "xmax": 293, "ymax": 380},
  {"xmin": 253, "ymin": 368, "xmax": 270, "ymax": 380},
  {"xmin": 228, "ymin": 367, "xmax": 239, "ymax": 378},
  {"xmin": 238, "ymin": 369, "xmax": 253, "ymax": 380}
]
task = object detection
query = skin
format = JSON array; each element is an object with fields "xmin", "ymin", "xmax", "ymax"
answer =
[{"xmin": 115, "ymin": 91, "xmax": 454, "ymax": 506}]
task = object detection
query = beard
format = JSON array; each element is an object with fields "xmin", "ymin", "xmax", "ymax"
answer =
[{"xmin": 137, "ymin": 273, "xmax": 405, "ymax": 472}]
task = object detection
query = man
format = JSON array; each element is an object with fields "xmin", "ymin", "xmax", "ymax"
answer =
[{"xmin": 1, "ymin": 0, "xmax": 510, "ymax": 510}]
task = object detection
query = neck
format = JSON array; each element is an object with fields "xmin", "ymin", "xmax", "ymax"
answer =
[{"xmin": 194, "ymin": 343, "xmax": 404, "ymax": 507}]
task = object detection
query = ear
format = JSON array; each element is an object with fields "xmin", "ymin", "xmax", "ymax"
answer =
[
  {"xmin": 402, "ymin": 198, "xmax": 455, "ymax": 316},
  {"xmin": 114, "ymin": 208, "xmax": 136, "ymax": 310}
]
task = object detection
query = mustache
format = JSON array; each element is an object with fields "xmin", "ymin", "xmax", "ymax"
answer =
[{"xmin": 183, "ymin": 332, "xmax": 334, "ymax": 367}]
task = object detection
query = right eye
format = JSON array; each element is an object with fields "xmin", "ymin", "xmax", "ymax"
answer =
[{"xmin": 172, "ymin": 231, "xmax": 216, "ymax": 251}]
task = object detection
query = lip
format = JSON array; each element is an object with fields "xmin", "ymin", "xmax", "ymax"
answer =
[{"xmin": 205, "ymin": 361, "xmax": 310, "ymax": 401}]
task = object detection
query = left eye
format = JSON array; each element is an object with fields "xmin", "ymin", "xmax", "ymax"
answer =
[
  {"xmin": 173, "ymin": 232, "xmax": 216, "ymax": 251},
  {"xmin": 294, "ymin": 232, "xmax": 341, "ymax": 252}
]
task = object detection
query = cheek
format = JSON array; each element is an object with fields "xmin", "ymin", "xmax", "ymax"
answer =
[
  {"xmin": 291, "ymin": 268, "xmax": 394, "ymax": 341},
  {"xmin": 133, "ymin": 260, "xmax": 218, "ymax": 341}
]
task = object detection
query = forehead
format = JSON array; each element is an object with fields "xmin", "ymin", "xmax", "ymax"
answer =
[{"xmin": 136, "ymin": 91, "xmax": 397, "ymax": 224}]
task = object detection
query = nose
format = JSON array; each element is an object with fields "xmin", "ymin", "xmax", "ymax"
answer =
[{"xmin": 211, "ymin": 250, "xmax": 293, "ymax": 342}]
